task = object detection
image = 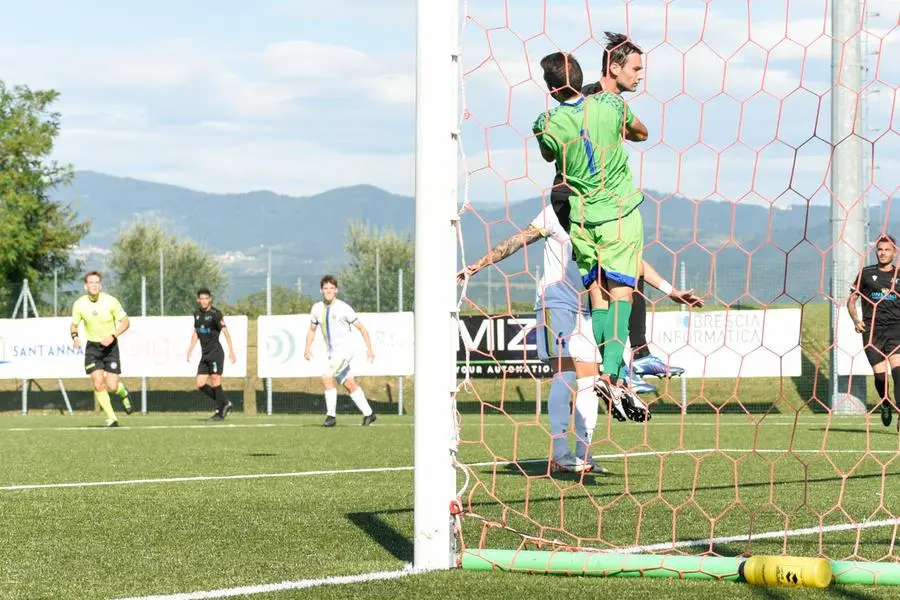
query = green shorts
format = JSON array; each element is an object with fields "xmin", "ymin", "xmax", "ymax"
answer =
[{"xmin": 569, "ymin": 208, "xmax": 644, "ymax": 289}]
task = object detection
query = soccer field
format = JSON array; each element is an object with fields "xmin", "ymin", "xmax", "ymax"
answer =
[{"xmin": 2, "ymin": 411, "xmax": 900, "ymax": 599}]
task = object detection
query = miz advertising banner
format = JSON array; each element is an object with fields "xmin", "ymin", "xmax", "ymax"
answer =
[
  {"xmin": 0, "ymin": 316, "xmax": 249, "ymax": 379},
  {"xmin": 257, "ymin": 313, "xmax": 414, "ymax": 378},
  {"xmin": 456, "ymin": 309, "xmax": 802, "ymax": 379},
  {"xmin": 456, "ymin": 314, "xmax": 548, "ymax": 378}
]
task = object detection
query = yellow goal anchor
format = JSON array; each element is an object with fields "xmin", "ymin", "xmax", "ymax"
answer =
[{"xmin": 739, "ymin": 555, "xmax": 833, "ymax": 589}]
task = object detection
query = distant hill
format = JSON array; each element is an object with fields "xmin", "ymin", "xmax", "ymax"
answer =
[{"xmin": 52, "ymin": 171, "xmax": 895, "ymax": 305}]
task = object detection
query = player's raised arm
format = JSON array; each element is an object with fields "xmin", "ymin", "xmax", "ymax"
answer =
[
  {"xmin": 457, "ymin": 225, "xmax": 545, "ymax": 283},
  {"xmin": 640, "ymin": 260, "xmax": 703, "ymax": 307},
  {"xmin": 624, "ymin": 109, "xmax": 649, "ymax": 142}
]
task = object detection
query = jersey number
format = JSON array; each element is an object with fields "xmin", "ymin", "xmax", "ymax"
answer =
[{"xmin": 580, "ymin": 129, "xmax": 598, "ymax": 175}]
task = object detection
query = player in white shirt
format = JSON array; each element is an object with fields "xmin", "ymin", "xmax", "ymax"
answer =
[
  {"xmin": 304, "ymin": 275, "xmax": 377, "ymax": 427},
  {"xmin": 459, "ymin": 203, "xmax": 701, "ymax": 474}
]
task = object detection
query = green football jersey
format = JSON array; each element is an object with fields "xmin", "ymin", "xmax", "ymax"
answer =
[{"xmin": 533, "ymin": 93, "xmax": 643, "ymax": 226}]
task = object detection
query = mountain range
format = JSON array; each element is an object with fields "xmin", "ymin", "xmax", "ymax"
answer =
[{"xmin": 52, "ymin": 171, "xmax": 896, "ymax": 305}]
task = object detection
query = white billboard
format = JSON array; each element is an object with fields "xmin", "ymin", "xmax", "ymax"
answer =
[
  {"xmin": 645, "ymin": 308, "xmax": 802, "ymax": 378},
  {"xmin": 835, "ymin": 309, "xmax": 876, "ymax": 376},
  {"xmin": 0, "ymin": 316, "xmax": 248, "ymax": 379},
  {"xmin": 258, "ymin": 312, "xmax": 414, "ymax": 378}
]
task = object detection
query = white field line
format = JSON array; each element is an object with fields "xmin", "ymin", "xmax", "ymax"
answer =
[
  {"xmin": 112, "ymin": 565, "xmax": 421, "ymax": 600},
  {"xmin": 0, "ymin": 414, "xmax": 886, "ymax": 434},
  {"xmin": 3, "ymin": 448, "xmax": 899, "ymax": 492},
  {"xmin": 611, "ymin": 518, "xmax": 900, "ymax": 554},
  {"xmin": 109, "ymin": 519, "xmax": 900, "ymax": 599}
]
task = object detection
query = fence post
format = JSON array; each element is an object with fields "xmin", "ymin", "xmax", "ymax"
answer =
[
  {"xmin": 398, "ymin": 268, "xmax": 404, "ymax": 416},
  {"xmin": 266, "ymin": 247, "xmax": 273, "ymax": 415},
  {"xmin": 141, "ymin": 276, "xmax": 148, "ymax": 415}
]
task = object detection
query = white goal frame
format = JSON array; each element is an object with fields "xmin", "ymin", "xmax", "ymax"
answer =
[{"xmin": 413, "ymin": 0, "xmax": 460, "ymax": 571}]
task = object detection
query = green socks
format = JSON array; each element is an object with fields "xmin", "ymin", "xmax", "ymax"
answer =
[
  {"xmin": 591, "ymin": 308, "xmax": 608, "ymax": 345},
  {"xmin": 115, "ymin": 382, "xmax": 131, "ymax": 411},
  {"xmin": 95, "ymin": 390, "xmax": 116, "ymax": 422},
  {"xmin": 602, "ymin": 300, "xmax": 632, "ymax": 380}
]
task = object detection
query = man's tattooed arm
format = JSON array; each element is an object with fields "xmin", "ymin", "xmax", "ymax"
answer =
[{"xmin": 457, "ymin": 225, "xmax": 544, "ymax": 283}]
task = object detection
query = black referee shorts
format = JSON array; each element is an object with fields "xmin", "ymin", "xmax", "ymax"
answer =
[
  {"xmin": 197, "ymin": 348, "xmax": 225, "ymax": 376},
  {"xmin": 84, "ymin": 341, "xmax": 122, "ymax": 375},
  {"xmin": 863, "ymin": 328, "xmax": 900, "ymax": 366}
]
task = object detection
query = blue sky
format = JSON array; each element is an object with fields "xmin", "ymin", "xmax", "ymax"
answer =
[{"xmin": 1, "ymin": 0, "xmax": 897, "ymax": 206}]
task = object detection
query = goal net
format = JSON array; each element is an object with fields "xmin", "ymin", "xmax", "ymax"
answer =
[{"xmin": 445, "ymin": 0, "xmax": 900, "ymax": 580}]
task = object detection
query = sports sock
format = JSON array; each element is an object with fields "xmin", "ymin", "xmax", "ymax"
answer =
[
  {"xmin": 548, "ymin": 371, "xmax": 576, "ymax": 459},
  {"xmin": 350, "ymin": 388, "xmax": 373, "ymax": 417},
  {"xmin": 213, "ymin": 386, "xmax": 228, "ymax": 411},
  {"xmin": 95, "ymin": 390, "xmax": 116, "ymax": 422},
  {"xmin": 199, "ymin": 384, "xmax": 216, "ymax": 400},
  {"xmin": 591, "ymin": 308, "xmax": 608, "ymax": 346},
  {"xmin": 574, "ymin": 376, "xmax": 599, "ymax": 462},
  {"xmin": 875, "ymin": 372, "xmax": 888, "ymax": 403},
  {"xmin": 602, "ymin": 300, "xmax": 632, "ymax": 380},
  {"xmin": 891, "ymin": 368, "xmax": 900, "ymax": 409},
  {"xmin": 325, "ymin": 388, "xmax": 338, "ymax": 417},
  {"xmin": 115, "ymin": 382, "xmax": 131, "ymax": 410},
  {"xmin": 629, "ymin": 279, "xmax": 650, "ymax": 359}
]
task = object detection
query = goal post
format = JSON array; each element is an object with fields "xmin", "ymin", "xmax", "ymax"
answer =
[
  {"xmin": 413, "ymin": 0, "xmax": 461, "ymax": 571},
  {"xmin": 440, "ymin": 0, "xmax": 900, "ymax": 589}
]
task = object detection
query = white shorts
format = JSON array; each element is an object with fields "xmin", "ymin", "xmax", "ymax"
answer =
[
  {"xmin": 321, "ymin": 350, "xmax": 354, "ymax": 384},
  {"xmin": 535, "ymin": 307, "xmax": 600, "ymax": 365}
]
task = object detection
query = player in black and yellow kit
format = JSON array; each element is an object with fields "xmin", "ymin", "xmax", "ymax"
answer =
[
  {"xmin": 848, "ymin": 235, "xmax": 900, "ymax": 430},
  {"xmin": 70, "ymin": 271, "xmax": 133, "ymax": 427},
  {"xmin": 187, "ymin": 288, "xmax": 237, "ymax": 420}
]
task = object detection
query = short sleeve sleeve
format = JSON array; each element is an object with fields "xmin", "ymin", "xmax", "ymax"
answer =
[
  {"xmin": 532, "ymin": 111, "xmax": 559, "ymax": 157},
  {"xmin": 624, "ymin": 101, "xmax": 635, "ymax": 127},
  {"xmin": 850, "ymin": 270, "xmax": 864, "ymax": 294},
  {"xmin": 216, "ymin": 310, "xmax": 227, "ymax": 330},
  {"xmin": 342, "ymin": 303, "xmax": 358, "ymax": 325},
  {"xmin": 529, "ymin": 206, "xmax": 567, "ymax": 243},
  {"xmin": 71, "ymin": 301, "xmax": 82, "ymax": 326},
  {"xmin": 309, "ymin": 305, "xmax": 319, "ymax": 326},
  {"xmin": 111, "ymin": 298, "xmax": 127, "ymax": 320}
]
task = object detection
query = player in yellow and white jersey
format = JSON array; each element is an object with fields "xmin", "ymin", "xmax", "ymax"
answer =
[{"xmin": 70, "ymin": 271, "xmax": 133, "ymax": 427}]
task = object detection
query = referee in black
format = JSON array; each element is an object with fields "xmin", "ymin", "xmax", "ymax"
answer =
[
  {"xmin": 187, "ymin": 288, "xmax": 237, "ymax": 420},
  {"xmin": 847, "ymin": 235, "xmax": 900, "ymax": 429}
]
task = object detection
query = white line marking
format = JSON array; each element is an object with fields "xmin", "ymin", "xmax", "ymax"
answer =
[
  {"xmin": 3, "ymin": 447, "xmax": 899, "ymax": 492},
  {"xmin": 0, "ymin": 466, "xmax": 414, "ymax": 491},
  {"xmin": 113, "ymin": 565, "xmax": 420, "ymax": 600},
  {"xmin": 0, "ymin": 414, "xmax": 886, "ymax": 434},
  {"xmin": 612, "ymin": 518, "xmax": 900, "ymax": 554}
]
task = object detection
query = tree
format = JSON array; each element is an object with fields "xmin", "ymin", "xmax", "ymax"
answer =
[
  {"xmin": 223, "ymin": 286, "xmax": 313, "ymax": 319},
  {"xmin": 107, "ymin": 221, "xmax": 228, "ymax": 316},
  {"xmin": 338, "ymin": 221, "xmax": 414, "ymax": 312},
  {"xmin": 0, "ymin": 81, "xmax": 89, "ymax": 313}
]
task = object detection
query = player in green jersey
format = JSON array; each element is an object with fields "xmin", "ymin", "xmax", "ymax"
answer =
[
  {"xmin": 533, "ymin": 34, "xmax": 649, "ymax": 395},
  {"xmin": 70, "ymin": 271, "xmax": 133, "ymax": 427}
]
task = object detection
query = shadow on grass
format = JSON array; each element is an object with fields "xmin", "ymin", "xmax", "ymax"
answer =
[
  {"xmin": 346, "ymin": 511, "xmax": 414, "ymax": 563},
  {"xmin": 480, "ymin": 463, "xmax": 900, "ymax": 510},
  {"xmin": 807, "ymin": 427, "xmax": 897, "ymax": 436}
]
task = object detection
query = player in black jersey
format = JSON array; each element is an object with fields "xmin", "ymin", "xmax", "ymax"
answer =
[
  {"xmin": 847, "ymin": 235, "xmax": 900, "ymax": 429},
  {"xmin": 187, "ymin": 288, "xmax": 237, "ymax": 421}
]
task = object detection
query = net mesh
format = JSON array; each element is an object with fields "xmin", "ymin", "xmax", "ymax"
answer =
[{"xmin": 454, "ymin": 0, "xmax": 900, "ymax": 567}]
